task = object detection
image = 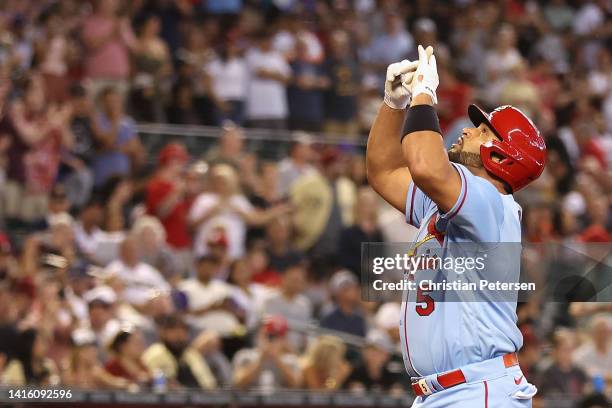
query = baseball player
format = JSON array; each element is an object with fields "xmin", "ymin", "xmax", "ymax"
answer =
[{"xmin": 366, "ymin": 45, "xmax": 546, "ymax": 407}]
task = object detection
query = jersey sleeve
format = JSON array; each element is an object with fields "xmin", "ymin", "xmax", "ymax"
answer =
[
  {"xmin": 405, "ymin": 181, "xmax": 436, "ymax": 229},
  {"xmin": 438, "ymin": 163, "xmax": 504, "ymax": 241}
]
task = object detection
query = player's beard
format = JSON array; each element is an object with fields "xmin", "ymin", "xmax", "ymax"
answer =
[{"xmin": 448, "ymin": 150, "xmax": 484, "ymax": 168}]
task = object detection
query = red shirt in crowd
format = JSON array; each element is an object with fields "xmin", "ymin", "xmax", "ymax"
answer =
[
  {"xmin": 437, "ymin": 81, "xmax": 472, "ymax": 134},
  {"xmin": 146, "ymin": 178, "xmax": 193, "ymax": 249},
  {"xmin": 105, "ymin": 358, "xmax": 149, "ymax": 383}
]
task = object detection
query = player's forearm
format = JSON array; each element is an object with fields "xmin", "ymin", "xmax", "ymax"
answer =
[
  {"xmin": 366, "ymin": 103, "xmax": 408, "ymax": 183},
  {"xmin": 401, "ymin": 95, "xmax": 453, "ymax": 188}
]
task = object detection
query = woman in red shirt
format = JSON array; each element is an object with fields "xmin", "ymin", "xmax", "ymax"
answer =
[{"xmin": 105, "ymin": 327, "xmax": 151, "ymax": 385}]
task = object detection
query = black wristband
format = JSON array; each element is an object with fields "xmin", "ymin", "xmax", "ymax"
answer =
[{"xmin": 401, "ymin": 104, "xmax": 442, "ymax": 143}]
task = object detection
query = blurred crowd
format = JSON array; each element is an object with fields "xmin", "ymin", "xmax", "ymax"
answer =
[{"xmin": 0, "ymin": 0, "xmax": 611, "ymax": 405}]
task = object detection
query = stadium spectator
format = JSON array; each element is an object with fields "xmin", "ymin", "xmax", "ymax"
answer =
[
  {"xmin": 3, "ymin": 75, "xmax": 72, "ymax": 223},
  {"xmin": 1, "ymin": 328, "xmax": 58, "ymax": 386},
  {"xmin": 90, "ymin": 87, "xmax": 144, "ymax": 188},
  {"xmin": 105, "ymin": 326, "xmax": 151, "ymax": 385},
  {"xmin": 20, "ymin": 212, "xmax": 77, "ymax": 276},
  {"xmin": 245, "ymin": 30, "xmax": 291, "ymax": 130},
  {"xmin": 323, "ymin": 30, "xmax": 361, "ymax": 136},
  {"xmin": 104, "ymin": 236, "xmax": 170, "ymax": 307},
  {"xmin": 142, "ymin": 314, "xmax": 217, "ymax": 390},
  {"xmin": 320, "ymin": 270, "xmax": 366, "ymax": 338},
  {"xmin": 100, "ymin": 175, "xmax": 134, "ymax": 232},
  {"xmin": 436, "ymin": 60, "xmax": 473, "ymax": 135},
  {"xmin": 305, "ymin": 148, "xmax": 354, "ymax": 258},
  {"xmin": 287, "ymin": 37, "xmax": 329, "ymax": 132},
  {"xmin": 484, "ymin": 24, "xmax": 522, "ymax": 102},
  {"xmin": 302, "ymin": 335, "xmax": 351, "ymax": 390},
  {"xmin": 73, "ymin": 198, "xmax": 107, "ymax": 263},
  {"xmin": 82, "ymin": 285, "xmax": 122, "ymax": 350},
  {"xmin": 166, "ymin": 80, "xmax": 200, "ymax": 125},
  {"xmin": 266, "ymin": 216, "xmax": 303, "ymax": 274},
  {"xmin": 61, "ymin": 328, "xmax": 132, "ymax": 390},
  {"xmin": 247, "ymin": 242, "xmax": 279, "ymax": 287},
  {"xmin": 61, "ymin": 87, "xmax": 96, "ymax": 209},
  {"xmin": 207, "ymin": 38, "xmax": 248, "ymax": 125},
  {"xmin": 499, "ymin": 59, "xmax": 541, "ymax": 118},
  {"xmin": 81, "ymin": 0, "xmax": 136, "ymax": 98},
  {"xmin": 130, "ymin": 15, "xmax": 171, "ymax": 122},
  {"xmin": 537, "ymin": 329, "xmax": 588, "ymax": 398},
  {"xmin": 205, "ymin": 124, "xmax": 245, "ymax": 169},
  {"xmin": 227, "ymin": 258, "xmax": 268, "ymax": 331},
  {"xmin": 175, "ymin": 26, "xmax": 217, "ymax": 125},
  {"xmin": 369, "ymin": 14, "xmax": 413, "ymax": 67},
  {"xmin": 338, "ymin": 187, "xmax": 383, "ymax": 275},
  {"xmin": 262, "ymin": 261, "xmax": 312, "ymax": 352},
  {"xmin": 277, "ymin": 132, "xmax": 316, "ymax": 197},
  {"xmin": 190, "ymin": 164, "xmax": 288, "ymax": 259},
  {"xmin": 37, "ymin": 9, "xmax": 74, "ymax": 104},
  {"xmin": 179, "ymin": 255, "xmax": 245, "ymax": 339},
  {"xmin": 344, "ymin": 329, "xmax": 404, "ymax": 393},
  {"xmin": 146, "ymin": 143, "xmax": 193, "ymax": 254},
  {"xmin": 232, "ymin": 315, "xmax": 302, "ymax": 389},
  {"xmin": 573, "ymin": 315, "xmax": 612, "ymax": 384},
  {"xmin": 131, "ymin": 216, "xmax": 181, "ymax": 285}
]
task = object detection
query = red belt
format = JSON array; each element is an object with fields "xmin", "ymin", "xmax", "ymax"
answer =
[{"xmin": 411, "ymin": 353, "xmax": 519, "ymax": 397}]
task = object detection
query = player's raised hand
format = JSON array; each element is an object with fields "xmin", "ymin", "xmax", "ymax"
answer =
[
  {"xmin": 383, "ymin": 59, "xmax": 418, "ymax": 110},
  {"xmin": 411, "ymin": 44, "xmax": 439, "ymax": 104}
]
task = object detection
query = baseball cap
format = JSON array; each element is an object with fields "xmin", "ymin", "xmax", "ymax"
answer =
[
  {"xmin": 83, "ymin": 285, "xmax": 117, "ymax": 305},
  {"xmin": 365, "ymin": 329, "xmax": 394, "ymax": 353},
  {"xmin": 71, "ymin": 328, "xmax": 97, "ymax": 347},
  {"xmin": 375, "ymin": 302, "xmax": 401, "ymax": 330},
  {"xmin": 262, "ymin": 315, "xmax": 288, "ymax": 337},
  {"xmin": 207, "ymin": 227, "xmax": 229, "ymax": 248},
  {"xmin": 158, "ymin": 142, "xmax": 189, "ymax": 166},
  {"xmin": 329, "ymin": 269, "xmax": 358, "ymax": 295}
]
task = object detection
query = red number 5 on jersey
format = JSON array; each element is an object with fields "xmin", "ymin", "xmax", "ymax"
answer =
[{"xmin": 416, "ymin": 286, "xmax": 435, "ymax": 316}]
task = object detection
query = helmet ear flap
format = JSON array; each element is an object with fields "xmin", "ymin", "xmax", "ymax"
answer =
[
  {"xmin": 480, "ymin": 140, "xmax": 506, "ymax": 170},
  {"xmin": 480, "ymin": 141, "xmax": 516, "ymax": 187}
]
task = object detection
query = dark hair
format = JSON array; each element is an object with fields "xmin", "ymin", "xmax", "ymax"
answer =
[
  {"xmin": 69, "ymin": 83, "xmax": 86, "ymax": 98},
  {"xmin": 14, "ymin": 329, "xmax": 48, "ymax": 384},
  {"xmin": 109, "ymin": 329, "xmax": 133, "ymax": 353},
  {"xmin": 156, "ymin": 314, "xmax": 188, "ymax": 330}
]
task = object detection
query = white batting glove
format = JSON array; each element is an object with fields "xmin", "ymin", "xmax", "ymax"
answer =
[
  {"xmin": 411, "ymin": 45, "xmax": 439, "ymax": 104},
  {"xmin": 384, "ymin": 59, "xmax": 419, "ymax": 110}
]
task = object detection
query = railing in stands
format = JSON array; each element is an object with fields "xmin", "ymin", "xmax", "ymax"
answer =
[{"xmin": 136, "ymin": 123, "xmax": 367, "ymax": 162}]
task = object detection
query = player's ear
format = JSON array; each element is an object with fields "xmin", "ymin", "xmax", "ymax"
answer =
[{"xmin": 490, "ymin": 152, "xmax": 504, "ymax": 164}]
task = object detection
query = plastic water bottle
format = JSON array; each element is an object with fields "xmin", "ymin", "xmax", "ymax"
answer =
[
  {"xmin": 260, "ymin": 370, "xmax": 275, "ymax": 396},
  {"xmin": 152, "ymin": 369, "xmax": 168, "ymax": 394},
  {"xmin": 592, "ymin": 374, "xmax": 605, "ymax": 394}
]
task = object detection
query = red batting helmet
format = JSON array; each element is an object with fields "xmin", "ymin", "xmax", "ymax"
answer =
[{"xmin": 468, "ymin": 104, "xmax": 546, "ymax": 192}]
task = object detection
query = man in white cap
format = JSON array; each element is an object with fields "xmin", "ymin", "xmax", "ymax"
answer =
[{"xmin": 320, "ymin": 270, "xmax": 366, "ymax": 338}]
